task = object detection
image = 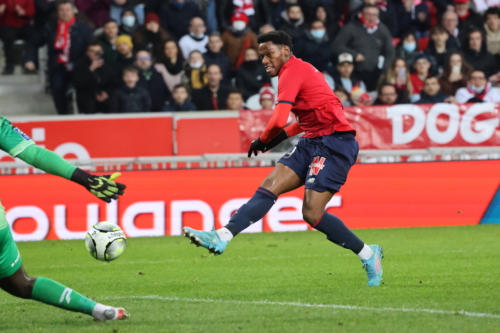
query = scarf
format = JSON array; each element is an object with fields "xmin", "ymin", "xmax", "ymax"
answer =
[
  {"xmin": 358, "ymin": 13, "xmax": 379, "ymax": 34},
  {"xmin": 233, "ymin": 0, "xmax": 255, "ymax": 16},
  {"xmin": 54, "ymin": 16, "xmax": 76, "ymax": 64},
  {"xmin": 375, "ymin": 0, "xmax": 387, "ymax": 11},
  {"xmin": 466, "ymin": 82, "xmax": 491, "ymax": 100}
]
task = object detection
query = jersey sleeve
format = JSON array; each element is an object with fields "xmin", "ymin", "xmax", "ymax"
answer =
[
  {"xmin": 276, "ymin": 64, "xmax": 304, "ymax": 105},
  {"xmin": 0, "ymin": 117, "xmax": 35, "ymax": 157}
]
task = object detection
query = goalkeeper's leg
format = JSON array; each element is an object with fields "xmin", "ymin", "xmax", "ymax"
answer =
[{"xmin": 0, "ymin": 205, "xmax": 127, "ymax": 321}]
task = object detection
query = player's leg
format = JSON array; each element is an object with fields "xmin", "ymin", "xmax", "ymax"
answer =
[
  {"xmin": 303, "ymin": 189, "xmax": 383, "ymax": 286},
  {"xmin": 184, "ymin": 163, "xmax": 303, "ymax": 255},
  {"xmin": 0, "ymin": 204, "xmax": 127, "ymax": 321}
]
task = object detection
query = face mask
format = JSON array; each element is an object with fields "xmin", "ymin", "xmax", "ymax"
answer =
[
  {"xmin": 190, "ymin": 62, "xmax": 203, "ymax": 69},
  {"xmin": 402, "ymin": 42, "xmax": 416, "ymax": 53},
  {"xmin": 232, "ymin": 20, "xmax": 246, "ymax": 31},
  {"xmin": 122, "ymin": 16, "xmax": 136, "ymax": 28},
  {"xmin": 470, "ymin": 84, "xmax": 485, "ymax": 93},
  {"xmin": 310, "ymin": 29, "xmax": 325, "ymax": 39},
  {"xmin": 289, "ymin": 18, "xmax": 300, "ymax": 24},
  {"xmin": 190, "ymin": 32, "xmax": 205, "ymax": 39}
]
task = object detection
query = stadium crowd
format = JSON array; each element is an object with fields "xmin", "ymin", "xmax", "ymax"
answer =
[{"xmin": 1, "ymin": 0, "xmax": 500, "ymax": 114}]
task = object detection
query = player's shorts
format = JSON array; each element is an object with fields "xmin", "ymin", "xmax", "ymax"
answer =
[
  {"xmin": 278, "ymin": 131, "xmax": 358, "ymax": 193},
  {"xmin": 0, "ymin": 202, "xmax": 22, "ymax": 279}
]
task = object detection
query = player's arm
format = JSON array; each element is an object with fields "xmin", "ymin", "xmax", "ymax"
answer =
[{"xmin": 0, "ymin": 118, "xmax": 125, "ymax": 203}]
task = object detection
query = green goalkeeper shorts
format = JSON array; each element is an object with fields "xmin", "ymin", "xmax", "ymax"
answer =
[{"xmin": 0, "ymin": 202, "xmax": 22, "ymax": 279}]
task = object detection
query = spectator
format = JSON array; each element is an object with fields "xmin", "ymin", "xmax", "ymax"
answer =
[
  {"xmin": 99, "ymin": 19, "xmax": 119, "ymax": 65},
  {"xmin": 110, "ymin": 0, "xmax": 144, "ymax": 26},
  {"xmin": 410, "ymin": 54, "xmax": 432, "ymax": 97},
  {"xmin": 133, "ymin": 13, "xmax": 170, "ymax": 59},
  {"xmin": 192, "ymin": 64, "xmax": 231, "ymax": 110},
  {"xmin": 394, "ymin": 0, "xmax": 430, "ymax": 38},
  {"xmin": 454, "ymin": 0, "xmax": 483, "ymax": 32},
  {"xmin": 334, "ymin": 86, "xmax": 352, "ymax": 106},
  {"xmin": 236, "ymin": 48, "xmax": 271, "ymax": 100},
  {"xmin": 463, "ymin": 29, "xmax": 499, "ymax": 77},
  {"xmin": 226, "ymin": 89, "xmax": 245, "ymax": 110},
  {"xmin": 221, "ymin": 12, "xmax": 258, "ymax": 70},
  {"xmin": 184, "ymin": 50, "xmax": 208, "ymax": 89},
  {"xmin": 218, "ymin": 0, "xmax": 271, "ymax": 32},
  {"xmin": 179, "ymin": 17, "xmax": 209, "ymax": 60},
  {"xmin": 163, "ymin": 83, "xmax": 197, "ymax": 111},
  {"xmin": 373, "ymin": 83, "xmax": 409, "ymax": 105},
  {"xmin": 417, "ymin": 76, "xmax": 457, "ymax": 103},
  {"xmin": 332, "ymin": 53, "xmax": 367, "ymax": 95},
  {"xmin": 378, "ymin": 58, "xmax": 413, "ymax": 102},
  {"xmin": 258, "ymin": 84, "xmax": 275, "ymax": 110},
  {"xmin": 119, "ymin": 9, "xmax": 140, "ymax": 36},
  {"xmin": 350, "ymin": 0, "xmax": 398, "ymax": 37},
  {"xmin": 155, "ymin": 39, "xmax": 185, "ymax": 92},
  {"xmin": 333, "ymin": 5, "xmax": 395, "ymax": 91},
  {"xmin": 116, "ymin": 34, "xmax": 135, "ymax": 74},
  {"xmin": 395, "ymin": 32, "xmax": 420, "ymax": 67},
  {"xmin": 0, "ymin": 0, "xmax": 35, "ymax": 75},
  {"xmin": 455, "ymin": 70, "xmax": 500, "ymax": 102},
  {"xmin": 426, "ymin": 25, "xmax": 454, "ymax": 75},
  {"xmin": 204, "ymin": 32, "xmax": 231, "ymax": 84},
  {"xmin": 439, "ymin": 51, "xmax": 473, "ymax": 96},
  {"xmin": 484, "ymin": 8, "xmax": 500, "ymax": 55},
  {"xmin": 279, "ymin": 5, "xmax": 306, "ymax": 41},
  {"xmin": 110, "ymin": 67, "xmax": 152, "ymax": 112},
  {"xmin": 24, "ymin": 0, "xmax": 93, "ymax": 115},
  {"xmin": 294, "ymin": 20, "xmax": 335, "ymax": 73},
  {"xmin": 442, "ymin": 11, "xmax": 462, "ymax": 50},
  {"xmin": 74, "ymin": 0, "xmax": 110, "ymax": 28},
  {"xmin": 159, "ymin": 0, "xmax": 202, "ymax": 40},
  {"xmin": 33, "ymin": 0, "xmax": 56, "ymax": 30},
  {"xmin": 315, "ymin": 6, "xmax": 340, "ymax": 40},
  {"xmin": 72, "ymin": 41, "xmax": 117, "ymax": 114},
  {"xmin": 194, "ymin": 0, "xmax": 218, "ymax": 34},
  {"xmin": 136, "ymin": 49, "xmax": 171, "ymax": 111},
  {"xmin": 259, "ymin": 24, "xmax": 275, "ymax": 35},
  {"xmin": 268, "ymin": 0, "xmax": 285, "ymax": 29}
]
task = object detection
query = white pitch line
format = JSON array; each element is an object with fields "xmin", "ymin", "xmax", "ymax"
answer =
[
  {"xmin": 116, "ymin": 295, "xmax": 500, "ymax": 320},
  {"xmin": 1, "ymin": 295, "xmax": 499, "ymax": 320}
]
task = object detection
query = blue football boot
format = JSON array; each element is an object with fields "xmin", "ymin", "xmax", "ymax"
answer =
[
  {"xmin": 183, "ymin": 227, "xmax": 228, "ymax": 256},
  {"xmin": 361, "ymin": 245, "xmax": 384, "ymax": 286}
]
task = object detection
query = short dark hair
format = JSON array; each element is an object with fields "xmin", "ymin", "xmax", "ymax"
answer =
[
  {"xmin": 257, "ymin": 30, "xmax": 293, "ymax": 49},
  {"xmin": 123, "ymin": 67, "xmax": 139, "ymax": 76},
  {"xmin": 378, "ymin": 83, "xmax": 396, "ymax": 95},
  {"xmin": 363, "ymin": 4, "xmax": 379, "ymax": 11},
  {"xmin": 468, "ymin": 28, "xmax": 484, "ymax": 40},
  {"xmin": 424, "ymin": 76, "xmax": 438, "ymax": 82},
  {"xmin": 228, "ymin": 89, "xmax": 243, "ymax": 98},
  {"xmin": 485, "ymin": 7, "xmax": 500, "ymax": 18},
  {"xmin": 173, "ymin": 83, "xmax": 190, "ymax": 94},
  {"xmin": 57, "ymin": 0, "xmax": 73, "ymax": 7},
  {"xmin": 87, "ymin": 40, "xmax": 102, "ymax": 49},
  {"xmin": 309, "ymin": 20, "xmax": 325, "ymax": 29},
  {"xmin": 287, "ymin": 4, "xmax": 301, "ymax": 12},
  {"xmin": 430, "ymin": 25, "xmax": 447, "ymax": 36},
  {"xmin": 103, "ymin": 19, "xmax": 118, "ymax": 27}
]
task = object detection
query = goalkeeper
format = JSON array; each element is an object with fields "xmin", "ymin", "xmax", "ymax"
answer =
[{"xmin": 0, "ymin": 117, "xmax": 128, "ymax": 321}]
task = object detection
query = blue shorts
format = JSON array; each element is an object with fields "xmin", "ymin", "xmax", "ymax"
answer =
[{"xmin": 278, "ymin": 131, "xmax": 359, "ymax": 193}]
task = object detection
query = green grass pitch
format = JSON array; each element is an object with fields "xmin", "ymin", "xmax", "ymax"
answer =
[{"xmin": 1, "ymin": 225, "xmax": 500, "ymax": 333}]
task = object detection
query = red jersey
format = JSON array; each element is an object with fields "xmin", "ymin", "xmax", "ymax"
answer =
[
  {"xmin": 410, "ymin": 73, "xmax": 425, "ymax": 94},
  {"xmin": 277, "ymin": 56, "xmax": 355, "ymax": 138}
]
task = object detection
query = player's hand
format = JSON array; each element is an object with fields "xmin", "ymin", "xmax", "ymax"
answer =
[
  {"xmin": 86, "ymin": 173, "xmax": 126, "ymax": 203},
  {"xmin": 261, "ymin": 130, "xmax": 288, "ymax": 153},
  {"xmin": 248, "ymin": 138, "xmax": 267, "ymax": 157},
  {"xmin": 71, "ymin": 169, "xmax": 126, "ymax": 203}
]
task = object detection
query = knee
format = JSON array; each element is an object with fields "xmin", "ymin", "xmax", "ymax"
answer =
[
  {"xmin": 10, "ymin": 275, "xmax": 36, "ymax": 299},
  {"xmin": 302, "ymin": 205, "xmax": 323, "ymax": 226}
]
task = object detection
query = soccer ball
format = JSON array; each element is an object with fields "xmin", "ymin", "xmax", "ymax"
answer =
[{"xmin": 85, "ymin": 222, "xmax": 127, "ymax": 262}]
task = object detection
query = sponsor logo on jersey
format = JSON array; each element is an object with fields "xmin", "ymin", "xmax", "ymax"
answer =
[
  {"xmin": 13, "ymin": 127, "xmax": 31, "ymax": 141},
  {"xmin": 309, "ymin": 157, "xmax": 326, "ymax": 176}
]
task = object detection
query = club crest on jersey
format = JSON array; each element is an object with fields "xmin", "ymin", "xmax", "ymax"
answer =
[
  {"xmin": 309, "ymin": 156, "xmax": 326, "ymax": 176},
  {"xmin": 13, "ymin": 128, "xmax": 31, "ymax": 141}
]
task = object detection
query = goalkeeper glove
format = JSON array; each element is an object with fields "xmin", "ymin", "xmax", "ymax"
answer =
[{"xmin": 71, "ymin": 169, "xmax": 126, "ymax": 203}]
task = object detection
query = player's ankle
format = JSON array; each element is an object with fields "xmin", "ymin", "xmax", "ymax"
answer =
[
  {"xmin": 357, "ymin": 244, "xmax": 374, "ymax": 260},
  {"xmin": 91, "ymin": 303, "xmax": 108, "ymax": 320},
  {"xmin": 216, "ymin": 228, "xmax": 234, "ymax": 242}
]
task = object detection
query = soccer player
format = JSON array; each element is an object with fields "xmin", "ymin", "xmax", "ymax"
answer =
[
  {"xmin": 184, "ymin": 31, "xmax": 384, "ymax": 286},
  {"xmin": 0, "ymin": 117, "xmax": 129, "ymax": 320}
]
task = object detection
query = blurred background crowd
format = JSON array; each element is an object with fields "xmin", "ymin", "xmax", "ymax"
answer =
[{"xmin": 2, "ymin": 0, "xmax": 500, "ymax": 115}]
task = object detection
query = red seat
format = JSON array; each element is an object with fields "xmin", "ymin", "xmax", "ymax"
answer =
[
  {"xmin": 392, "ymin": 38, "xmax": 400, "ymax": 47},
  {"xmin": 418, "ymin": 37, "xmax": 430, "ymax": 51}
]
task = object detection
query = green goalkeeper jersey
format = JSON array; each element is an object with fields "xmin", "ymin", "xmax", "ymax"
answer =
[{"xmin": 0, "ymin": 117, "xmax": 78, "ymax": 229}]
